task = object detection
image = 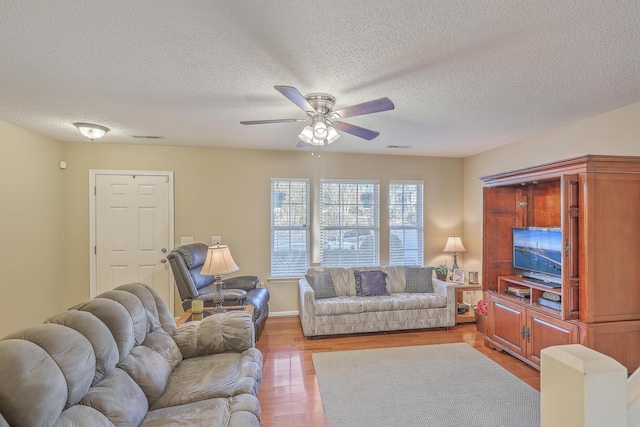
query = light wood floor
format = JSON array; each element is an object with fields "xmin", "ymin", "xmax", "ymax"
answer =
[{"xmin": 255, "ymin": 316, "xmax": 540, "ymax": 427}]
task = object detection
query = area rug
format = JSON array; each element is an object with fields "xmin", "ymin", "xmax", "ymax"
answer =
[{"xmin": 312, "ymin": 343, "xmax": 539, "ymax": 427}]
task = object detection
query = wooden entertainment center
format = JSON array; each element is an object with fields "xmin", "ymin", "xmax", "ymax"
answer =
[{"xmin": 481, "ymin": 155, "xmax": 640, "ymax": 372}]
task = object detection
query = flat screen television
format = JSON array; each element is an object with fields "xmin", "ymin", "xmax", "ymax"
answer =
[{"xmin": 512, "ymin": 227, "xmax": 562, "ymax": 285}]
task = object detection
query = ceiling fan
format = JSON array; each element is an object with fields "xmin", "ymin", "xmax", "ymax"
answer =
[{"xmin": 240, "ymin": 86, "xmax": 394, "ymax": 147}]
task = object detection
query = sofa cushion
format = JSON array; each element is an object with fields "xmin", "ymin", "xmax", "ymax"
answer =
[
  {"xmin": 359, "ymin": 293, "xmax": 448, "ymax": 311},
  {"xmin": 151, "ymin": 348, "xmax": 262, "ymax": 410},
  {"xmin": 0, "ymin": 339, "xmax": 69, "ymax": 427},
  {"xmin": 405, "ymin": 267, "xmax": 434, "ymax": 293},
  {"xmin": 55, "ymin": 404, "xmax": 115, "ymax": 426},
  {"xmin": 80, "ymin": 368, "xmax": 149, "ymax": 427},
  {"xmin": 313, "ymin": 293, "xmax": 448, "ymax": 316},
  {"xmin": 143, "ymin": 395, "xmax": 261, "ymax": 427},
  {"xmin": 3, "ymin": 324, "xmax": 96, "ymax": 409},
  {"xmin": 354, "ymin": 270, "xmax": 390, "ymax": 296},
  {"xmin": 46, "ymin": 310, "xmax": 120, "ymax": 386},
  {"xmin": 118, "ymin": 345, "xmax": 172, "ymax": 406},
  {"xmin": 142, "ymin": 329, "xmax": 183, "ymax": 370},
  {"xmin": 173, "ymin": 312, "xmax": 254, "ymax": 359},
  {"xmin": 305, "ymin": 273, "xmax": 338, "ymax": 299}
]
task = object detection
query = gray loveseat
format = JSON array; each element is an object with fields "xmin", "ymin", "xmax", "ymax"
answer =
[
  {"xmin": 0, "ymin": 283, "xmax": 262, "ymax": 427},
  {"xmin": 299, "ymin": 266, "xmax": 456, "ymax": 337}
]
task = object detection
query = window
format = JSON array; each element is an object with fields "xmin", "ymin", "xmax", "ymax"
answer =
[
  {"xmin": 320, "ymin": 180, "xmax": 380, "ymax": 267},
  {"xmin": 389, "ymin": 181, "xmax": 424, "ymax": 265},
  {"xmin": 271, "ymin": 179, "xmax": 309, "ymax": 276}
]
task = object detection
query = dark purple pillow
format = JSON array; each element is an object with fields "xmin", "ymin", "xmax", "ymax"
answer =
[{"xmin": 354, "ymin": 270, "xmax": 390, "ymax": 296}]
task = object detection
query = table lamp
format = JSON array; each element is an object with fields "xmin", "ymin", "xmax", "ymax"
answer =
[
  {"xmin": 443, "ymin": 235, "xmax": 466, "ymax": 271},
  {"xmin": 200, "ymin": 244, "xmax": 239, "ymax": 313}
]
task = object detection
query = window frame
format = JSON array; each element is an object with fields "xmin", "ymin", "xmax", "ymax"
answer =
[
  {"xmin": 388, "ymin": 180, "xmax": 424, "ymax": 266},
  {"xmin": 319, "ymin": 179, "xmax": 380, "ymax": 267},
  {"xmin": 270, "ymin": 178, "xmax": 310, "ymax": 277}
]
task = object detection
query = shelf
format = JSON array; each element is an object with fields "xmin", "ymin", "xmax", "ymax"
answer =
[{"xmin": 455, "ymin": 284, "xmax": 482, "ymax": 324}]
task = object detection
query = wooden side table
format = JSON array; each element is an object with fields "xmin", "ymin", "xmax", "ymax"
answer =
[{"xmin": 454, "ymin": 284, "xmax": 482, "ymax": 324}]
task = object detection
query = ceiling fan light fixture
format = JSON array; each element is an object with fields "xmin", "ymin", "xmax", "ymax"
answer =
[
  {"xmin": 73, "ymin": 122, "xmax": 110, "ymax": 141},
  {"xmin": 298, "ymin": 125, "xmax": 314, "ymax": 144},
  {"xmin": 313, "ymin": 120, "xmax": 328, "ymax": 139},
  {"xmin": 326, "ymin": 126, "xmax": 340, "ymax": 144}
]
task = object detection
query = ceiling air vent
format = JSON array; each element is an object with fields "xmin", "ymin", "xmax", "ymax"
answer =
[
  {"xmin": 387, "ymin": 145, "xmax": 411, "ymax": 149},
  {"xmin": 131, "ymin": 135, "xmax": 164, "ymax": 139}
]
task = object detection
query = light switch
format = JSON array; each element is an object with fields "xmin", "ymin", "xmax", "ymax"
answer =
[
  {"xmin": 180, "ymin": 237, "xmax": 194, "ymax": 245},
  {"xmin": 212, "ymin": 236, "xmax": 221, "ymax": 245}
]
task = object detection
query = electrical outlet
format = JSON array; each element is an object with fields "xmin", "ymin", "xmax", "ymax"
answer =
[
  {"xmin": 212, "ymin": 236, "xmax": 221, "ymax": 245},
  {"xmin": 180, "ymin": 237, "xmax": 194, "ymax": 245}
]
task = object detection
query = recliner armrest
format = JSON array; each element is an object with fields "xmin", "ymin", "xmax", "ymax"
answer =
[
  {"xmin": 173, "ymin": 311, "xmax": 255, "ymax": 358},
  {"xmin": 224, "ymin": 276, "xmax": 260, "ymax": 291}
]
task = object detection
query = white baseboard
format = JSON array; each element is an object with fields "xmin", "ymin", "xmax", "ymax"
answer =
[
  {"xmin": 269, "ymin": 310, "xmax": 299, "ymax": 317},
  {"xmin": 175, "ymin": 311, "xmax": 299, "ymax": 320}
]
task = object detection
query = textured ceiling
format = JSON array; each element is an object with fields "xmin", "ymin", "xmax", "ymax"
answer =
[{"xmin": 1, "ymin": 1, "xmax": 639, "ymax": 157}]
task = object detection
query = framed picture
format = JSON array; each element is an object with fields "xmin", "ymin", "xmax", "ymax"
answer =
[{"xmin": 452, "ymin": 268, "xmax": 465, "ymax": 284}]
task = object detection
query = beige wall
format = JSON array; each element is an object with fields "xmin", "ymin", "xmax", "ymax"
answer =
[
  {"xmin": 61, "ymin": 143, "xmax": 463, "ymax": 315},
  {"xmin": 0, "ymin": 126, "xmax": 464, "ymax": 335},
  {"xmin": 3, "ymin": 100, "xmax": 639, "ymax": 337},
  {"xmin": 0, "ymin": 122, "xmax": 65, "ymax": 337},
  {"xmin": 463, "ymin": 102, "xmax": 640, "ymax": 276}
]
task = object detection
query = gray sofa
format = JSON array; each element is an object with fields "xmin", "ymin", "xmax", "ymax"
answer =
[
  {"xmin": 0, "ymin": 283, "xmax": 262, "ymax": 427},
  {"xmin": 299, "ymin": 266, "xmax": 456, "ymax": 337}
]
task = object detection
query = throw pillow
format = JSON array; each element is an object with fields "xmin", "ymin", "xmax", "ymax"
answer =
[
  {"xmin": 305, "ymin": 273, "xmax": 338, "ymax": 299},
  {"xmin": 354, "ymin": 270, "xmax": 390, "ymax": 296},
  {"xmin": 405, "ymin": 267, "xmax": 434, "ymax": 293}
]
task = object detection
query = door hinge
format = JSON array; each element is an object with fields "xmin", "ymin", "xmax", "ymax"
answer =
[{"xmin": 94, "ymin": 246, "xmax": 97, "ymax": 255}]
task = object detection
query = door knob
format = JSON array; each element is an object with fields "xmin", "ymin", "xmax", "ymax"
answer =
[
  {"xmin": 161, "ymin": 248, "xmax": 168, "ymax": 253},
  {"xmin": 161, "ymin": 258, "xmax": 167, "ymax": 263}
]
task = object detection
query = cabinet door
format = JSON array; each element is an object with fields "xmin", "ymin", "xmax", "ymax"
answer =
[
  {"xmin": 526, "ymin": 310, "xmax": 578, "ymax": 365},
  {"xmin": 489, "ymin": 296, "xmax": 527, "ymax": 357},
  {"xmin": 483, "ymin": 187, "xmax": 524, "ymax": 291},
  {"xmin": 561, "ymin": 174, "xmax": 580, "ymax": 319}
]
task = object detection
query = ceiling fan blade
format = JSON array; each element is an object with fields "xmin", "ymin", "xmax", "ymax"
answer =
[
  {"xmin": 274, "ymin": 85, "xmax": 316, "ymax": 114},
  {"xmin": 296, "ymin": 140, "xmax": 311, "ymax": 148},
  {"xmin": 333, "ymin": 122, "xmax": 380, "ymax": 140},
  {"xmin": 332, "ymin": 97, "xmax": 395, "ymax": 119},
  {"xmin": 240, "ymin": 118, "xmax": 306, "ymax": 125}
]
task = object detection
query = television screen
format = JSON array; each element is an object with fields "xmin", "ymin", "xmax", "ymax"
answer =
[{"xmin": 512, "ymin": 227, "xmax": 562, "ymax": 278}]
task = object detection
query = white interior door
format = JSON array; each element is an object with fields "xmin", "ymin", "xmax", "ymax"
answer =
[{"xmin": 91, "ymin": 171, "xmax": 174, "ymax": 311}]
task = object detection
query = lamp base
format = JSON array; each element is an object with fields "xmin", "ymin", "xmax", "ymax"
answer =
[
  {"xmin": 450, "ymin": 253, "xmax": 459, "ymax": 281},
  {"xmin": 211, "ymin": 276, "xmax": 227, "ymax": 313}
]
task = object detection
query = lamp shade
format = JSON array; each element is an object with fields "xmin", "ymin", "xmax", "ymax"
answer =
[
  {"xmin": 298, "ymin": 125, "xmax": 314, "ymax": 144},
  {"xmin": 326, "ymin": 126, "xmax": 340, "ymax": 144},
  {"xmin": 313, "ymin": 120, "xmax": 328, "ymax": 139},
  {"xmin": 200, "ymin": 245, "xmax": 239, "ymax": 276},
  {"xmin": 443, "ymin": 235, "xmax": 466, "ymax": 253}
]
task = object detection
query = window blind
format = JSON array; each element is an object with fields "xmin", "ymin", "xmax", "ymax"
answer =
[
  {"xmin": 270, "ymin": 179, "xmax": 309, "ymax": 276},
  {"xmin": 320, "ymin": 180, "xmax": 380, "ymax": 267},
  {"xmin": 389, "ymin": 181, "xmax": 424, "ymax": 265}
]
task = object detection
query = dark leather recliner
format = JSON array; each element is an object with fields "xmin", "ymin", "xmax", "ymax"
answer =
[{"xmin": 167, "ymin": 243, "xmax": 270, "ymax": 339}]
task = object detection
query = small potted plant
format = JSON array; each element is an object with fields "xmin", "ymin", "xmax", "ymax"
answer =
[{"xmin": 434, "ymin": 264, "xmax": 448, "ymax": 281}]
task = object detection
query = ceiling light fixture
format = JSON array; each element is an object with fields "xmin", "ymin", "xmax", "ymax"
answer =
[
  {"xmin": 298, "ymin": 117, "xmax": 340, "ymax": 146},
  {"xmin": 73, "ymin": 122, "xmax": 110, "ymax": 141}
]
